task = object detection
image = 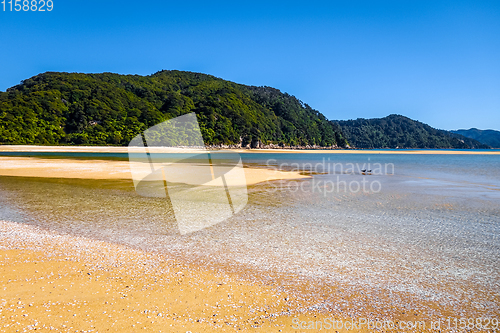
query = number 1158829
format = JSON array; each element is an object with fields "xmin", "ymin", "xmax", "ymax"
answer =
[{"xmin": 2, "ymin": 0, "xmax": 53, "ymax": 11}]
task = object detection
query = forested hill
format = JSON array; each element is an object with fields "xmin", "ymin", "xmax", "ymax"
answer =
[
  {"xmin": 0, "ymin": 71, "xmax": 347, "ymax": 148},
  {"xmin": 451, "ymin": 128, "xmax": 500, "ymax": 148},
  {"xmin": 336, "ymin": 115, "xmax": 489, "ymax": 149}
]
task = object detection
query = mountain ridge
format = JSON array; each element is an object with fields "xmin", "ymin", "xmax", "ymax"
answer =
[
  {"xmin": 0, "ymin": 70, "xmax": 488, "ymax": 149},
  {"xmin": 451, "ymin": 128, "xmax": 500, "ymax": 148},
  {"xmin": 336, "ymin": 114, "xmax": 489, "ymax": 149}
]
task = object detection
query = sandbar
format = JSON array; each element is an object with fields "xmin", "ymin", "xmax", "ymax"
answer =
[{"xmin": 0, "ymin": 157, "xmax": 310, "ymax": 185}]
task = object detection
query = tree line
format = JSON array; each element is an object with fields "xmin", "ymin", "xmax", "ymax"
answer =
[
  {"xmin": 0, "ymin": 71, "xmax": 488, "ymax": 149},
  {"xmin": 0, "ymin": 71, "xmax": 347, "ymax": 147}
]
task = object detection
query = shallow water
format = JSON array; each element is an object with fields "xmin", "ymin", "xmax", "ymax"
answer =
[{"xmin": 1, "ymin": 152, "xmax": 499, "ymax": 317}]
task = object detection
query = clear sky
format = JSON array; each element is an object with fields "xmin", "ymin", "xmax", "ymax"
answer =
[{"xmin": 1, "ymin": 0, "xmax": 499, "ymax": 130}]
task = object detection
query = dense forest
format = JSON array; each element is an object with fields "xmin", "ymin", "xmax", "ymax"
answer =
[
  {"xmin": 0, "ymin": 71, "xmax": 347, "ymax": 148},
  {"xmin": 0, "ymin": 71, "xmax": 489, "ymax": 149},
  {"xmin": 452, "ymin": 128, "xmax": 500, "ymax": 148},
  {"xmin": 336, "ymin": 115, "xmax": 489, "ymax": 149}
]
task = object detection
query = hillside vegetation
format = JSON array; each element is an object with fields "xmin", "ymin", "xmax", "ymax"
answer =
[
  {"xmin": 336, "ymin": 115, "xmax": 489, "ymax": 149},
  {"xmin": 0, "ymin": 71, "xmax": 488, "ymax": 149},
  {"xmin": 0, "ymin": 71, "xmax": 346, "ymax": 147},
  {"xmin": 452, "ymin": 128, "xmax": 500, "ymax": 148}
]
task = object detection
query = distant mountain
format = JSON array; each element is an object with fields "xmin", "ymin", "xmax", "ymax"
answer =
[
  {"xmin": 336, "ymin": 114, "xmax": 489, "ymax": 149},
  {"xmin": 0, "ymin": 71, "xmax": 347, "ymax": 148},
  {"xmin": 451, "ymin": 128, "xmax": 500, "ymax": 148}
]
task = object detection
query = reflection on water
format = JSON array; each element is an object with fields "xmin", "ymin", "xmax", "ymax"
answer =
[{"xmin": 0, "ymin": 153, "xmax": 499, "ymax": 317}]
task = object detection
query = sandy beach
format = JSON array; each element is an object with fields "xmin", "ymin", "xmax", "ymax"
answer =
[
  {"xmin": 1, "ymin": 146, "xmax": 498, "ymax": 332},
  {"xmin": 1, "ymin": 220, "xmax": 477, "ymax": 332},
  {"xmin": 0, "ymin": 220, "xmax": 395, "ymax": 333},
  {"xmin": 0, "ymin": 149, "xmax": 318, "ymax": 331},
  {"xmin": 0, "ymin": 220, "xmax": 293, "ymax": 332},
  {"xmin": 3, "ymin": 218, "xmax": 494, "ymax": 332}
]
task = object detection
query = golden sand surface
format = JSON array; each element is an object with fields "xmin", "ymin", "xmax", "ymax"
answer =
[
  {"xmin": 2, "ymin": 221, "xmax": 496, "ymax": 332},
  {"xmin": 0, "ymin": 157, "xmax": 310, "ymax": 185},
  {"xmin": 0, "ymin": 145, "xmax": 498, "ymax": 154},
  {"xmin": 0, "ymin": 220, "xmax": 396, "ymax": 333}
]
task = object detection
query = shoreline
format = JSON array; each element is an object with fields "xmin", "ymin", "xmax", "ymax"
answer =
[{"xmin": 0, "ymin": 145, "xmax": 499, "ymax": 154}]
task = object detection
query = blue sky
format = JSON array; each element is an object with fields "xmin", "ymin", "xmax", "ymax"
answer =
[{"xmin": 1, "ymin": 0, "xmax": 499, "ymax": 130}]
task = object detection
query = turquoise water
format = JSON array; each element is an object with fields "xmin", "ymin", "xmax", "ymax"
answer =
[{"xmin": 0, "ymin": 152, "xmax": 499, "ymax": 317}]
